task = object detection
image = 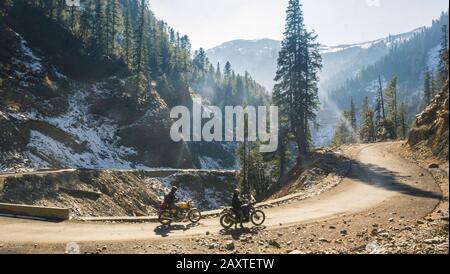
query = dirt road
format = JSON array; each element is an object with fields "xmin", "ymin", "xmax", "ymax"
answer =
[{"xmin": 0, "ymin": 142, "xmax": 442, "ymax": 246}]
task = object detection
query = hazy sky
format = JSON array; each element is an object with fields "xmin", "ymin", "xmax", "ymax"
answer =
[{"xmin": 150, "ymin": 0, "xmax": 448, "ymax": 50}]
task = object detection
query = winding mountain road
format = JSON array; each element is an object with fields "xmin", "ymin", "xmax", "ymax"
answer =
[{"xmin": 0, "ymin": 142, "xmax": 442, "ymax": 244}]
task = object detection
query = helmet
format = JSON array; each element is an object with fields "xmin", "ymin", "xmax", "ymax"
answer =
[
  {"xmin": 171, "ymin": 186, "xmax": 178, "ymax": 192},
  {"xmin": 234, "ymin": 189, "xmax": 240, "ymax": 195}
]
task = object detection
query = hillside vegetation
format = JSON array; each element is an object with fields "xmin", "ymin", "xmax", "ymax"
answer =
[{"xmin": 0, "ymin": 0, "xmax": 268, "ymax": 171}]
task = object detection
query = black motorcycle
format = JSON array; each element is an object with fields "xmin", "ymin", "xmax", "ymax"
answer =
[{"xmin": 220, "ymin": 198, "xmax": 266, "ymax": 229}]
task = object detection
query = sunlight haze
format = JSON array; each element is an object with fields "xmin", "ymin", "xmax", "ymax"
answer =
[{"xmin": 150, "ymin": 0, "xmax": 449, "ymax": 49}]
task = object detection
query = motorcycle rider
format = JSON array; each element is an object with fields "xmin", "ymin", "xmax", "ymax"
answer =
[
  {"xmin": 164, "ymin": 186, "xmax": 179, "ymax": 215},
  {"xmin": 232, "ymin": 189, "xmax": 244, "ymax": 228}
]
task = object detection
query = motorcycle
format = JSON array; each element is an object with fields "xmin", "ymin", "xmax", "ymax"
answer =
[
  {"xmin": 158, "ymin": 200, "xmax": 202, "ymax": 226},
  {"xmin": 220, "ymin": 198, "xmax": 266, "ymax": 229}
]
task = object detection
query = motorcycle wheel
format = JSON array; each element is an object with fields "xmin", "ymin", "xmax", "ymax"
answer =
[
  {"xmin": 250, "ymin": 210, "xmax": 266, "ymax": 226},
  {"xmin": 158, "ymin": 210, "xmax": 173, "ymax": 226},
  {"xmin": 220, "ymin": 214, "xmax": 234, "ymax": 229},
  {"xmin": 188, "ymin": 209, "xmax": 202, "ymax": 223}
]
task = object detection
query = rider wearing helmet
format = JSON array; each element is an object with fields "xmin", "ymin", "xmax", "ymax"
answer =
[
  {"xmin": 232, "ymin": 189, "xmax": 244, "ymax": 228},
  {"xmin": 165, "ymin": 186, "xmax": 179, "ymax": 214}
]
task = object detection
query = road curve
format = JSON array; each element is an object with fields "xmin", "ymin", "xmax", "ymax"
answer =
[{"xmin": 0, "ymin": 142, "xmax": 442, "ymax": 244}]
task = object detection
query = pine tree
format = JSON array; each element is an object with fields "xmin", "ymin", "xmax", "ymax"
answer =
[
  {"xmin": 277, "ymin": 125, "xmax": 290, "ymax": 179},
  {"xmin": 134, "ymin": 0, "xmax": 148, "ymax": 78},
  {"xmin": 193, "ymin": 48, "xmax": 207, "ymax": 72},
  {"xmin": 273, "ymin": 0, "xmax": 322, "ymax": 160},
  {"xmin": 375, "ymin": 76, "xmax": 387, "ymax": 140},
  {"xmin": 359, "ymin": 109, "xmax": 375, "ymax": 143},
  {"xmin": 237, "ymin": 141, "xmax": 271, "ymax": 199},
  {"xmin": 384, "ymin": 76, "xmax": 398, "ymax": 139},
  {"xmin": 360, "ymin": 96, "xmax": 369, "ymax": 120},
  {"xmin": 423, "ymin": 68, "xmax": 432, "ymax": 107},
  {"xmin": 224, "ymin": 61, "xmax": 232, "ymax": 81},
  {"xmin": 439, "ymin": 24, "xmax": 449, "ymax": 85},
  {"xmin": 123, "ymin": 0, "xmax": 134, "ymax": 68},
  {"xmin": 93, "ymin": 0, "xmax": 107, "ymax": 55},
  {"xmin": 55, "ymin": 0, "xmax": 65, "ymax": 24},
  {"xmin": 215, "ymin": 62, "xmax": 222, "ymax": 81},
  {"xmin": 398, "ymin": 101, "xmax": 408, "ymax": 140},
  {"xmin": 105, "ymin": 0, "xmax": 123, "ymax": 55},
  {"xmin": 148, "ymin": 26, "xmax": 163, "ymax": 77},
  {"xmin": 68, "ymin": 0, "xmax": 79, "ymax": 32},
  {"xmin": 349, "ymin": 97, "xmax": 357, "ymax": 133},
  {"xmin": 180, "ymin": 35, "xmax": 192, "ymax": 71},
  {"xmin": 359, "ymin": 96, "xmax": 374, "ymax": 143},
  {"xmin": 430, "ymin": 71, "xmax": 436, "ymax": 97},
  {"xmin": 80, "ymin": 0, "xmax": 94, "ymax": 42}
]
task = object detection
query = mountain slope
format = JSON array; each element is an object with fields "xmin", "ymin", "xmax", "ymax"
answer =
[
  {"xmin": 1, "ymin": 1, "xmax": 239, "ymax": 171},
  {"xmin": 207, "ymin": 39, "xmax": 280, "ymax": 92},
  {"xmin": 0, "ymin": 20, "xmax": 193, "ymax": 171},
  {"xmin": 313, "ymin": 12, "xmax": 448, "ymax": 146},
  {"xmin": 206, "ymin": 19, "xmax": 446, "ymax": 147},
  {"xmin": 328, "ymin": 13, "xmax": 448, "ymax": 110},
  {"xmin": 207, "ymin": 28, "xmax": 425, "ymax": 93}
]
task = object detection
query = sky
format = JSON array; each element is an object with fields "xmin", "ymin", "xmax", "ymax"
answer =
[{"xmin": 150, "ymin": 0, "xmax": 448, "ymax": 50}]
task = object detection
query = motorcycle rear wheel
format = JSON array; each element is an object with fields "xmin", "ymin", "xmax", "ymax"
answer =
[
  {"xmin": 250, "ymin": 210, "xmax": 266, "ymax": 226},
  {"xmin": 158, "ymin": 210, "xmax": 173, "ymax": 226},
  {"xmin": 220, "ymin": 214, "xmax": 234, "ymax": 229},
  {"xmin": 188, "ymin": 209, "xmax": 202, "ymax": 223}
]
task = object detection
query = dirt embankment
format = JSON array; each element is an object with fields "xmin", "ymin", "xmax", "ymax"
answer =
[
  {"xmin": 268, "ymin": 148, "xmax": 351, "ymax": 202},
  {"xmin": 0, "ymin": 169, "xmax": 237, "ymax": 218},
  {"xmin": 408, "ymin": 51, "xmax": 449, "ymax": 161}
]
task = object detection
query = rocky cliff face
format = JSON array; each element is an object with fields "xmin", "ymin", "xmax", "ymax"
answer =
[{"xmin": 408, "ymin": 62, "xmax": 449, "ymax": 161}]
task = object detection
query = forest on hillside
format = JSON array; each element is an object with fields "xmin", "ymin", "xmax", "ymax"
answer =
[
  {"xmin": 331, "ymin": 18, "xmax": 449, "ymax": 147},
  {"xmin": 0, "ymin": 0, "xmax": 268, "ymax": 110},
  {"xmin": 0, "ymin": 0, "xmax": 270, "ymax": 171},
  {"xmin": 328, "ymin": 12, "xmax": 449, "ymax": 116}
]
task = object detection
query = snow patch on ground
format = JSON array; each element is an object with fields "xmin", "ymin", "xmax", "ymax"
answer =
[
  {"xmin": 13, "ymin": 32, "xmax": 43, "ymax": 73},
  {"xmin": 199, "ymin": 156, "xmax": 223, "ymax": 169},
  {"xmin": 24, "ymin": 90, "xmax": 150, "ymax": 170},
  {"xmin": 320, "ymin": 27, "xmax": 423, "ymax": 54}
]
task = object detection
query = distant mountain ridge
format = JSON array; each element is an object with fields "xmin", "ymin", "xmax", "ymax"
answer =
[
  {"xmin": 206, "ymin": 12, "xmax": 447, "ymax": 147},
  {"xmin": 207, "ymin": 39, "xmax": 281, "ymax": 92},
  {"xmin": 207, "ymin": 27, "xmax": 427, "ymax": 93}
]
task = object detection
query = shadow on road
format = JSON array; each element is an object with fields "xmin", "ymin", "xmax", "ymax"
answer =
[
  {"xmin": 347, "ymin": 160, "xmax": 445, "ymax": 201},
  {"xmin": 0, "ymin": 214, "xmax": 66, "ymax": 223},
  {"xmin": 153, "ymin": 223, "xmax": 200, "ymax": 237},
  {"xmin": 219, "ymin": 225, "xmax": 266, "ymax": 240}
]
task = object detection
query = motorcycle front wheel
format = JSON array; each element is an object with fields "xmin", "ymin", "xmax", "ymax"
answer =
[
  {"xmin": 188, "ymin": 209, "xmax": 202, "ymax": 223},
  {"xmin": 250, "ymin": 210, "xmax": 266, "ymax": 226},
  {"xmin": 220, "ymin": 214, "xmax": 234, "ymax": 229},
  {"xmin": 158, "ymin": 210, "xmax": 173, "ymax": 226}
]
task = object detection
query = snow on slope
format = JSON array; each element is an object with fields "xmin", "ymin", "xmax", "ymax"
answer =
[
  {"xmin": 320, "ymin": 27, "xmax": 425, "ymax": 54},
  {"xmin": 25, "ymin": 90, "xmax": 148, "ymax": 170}
]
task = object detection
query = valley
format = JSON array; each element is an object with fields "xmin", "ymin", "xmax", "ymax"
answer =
[{"xmin": 0, "ymin": 0, "xmax": 448, "ymax": 256}]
